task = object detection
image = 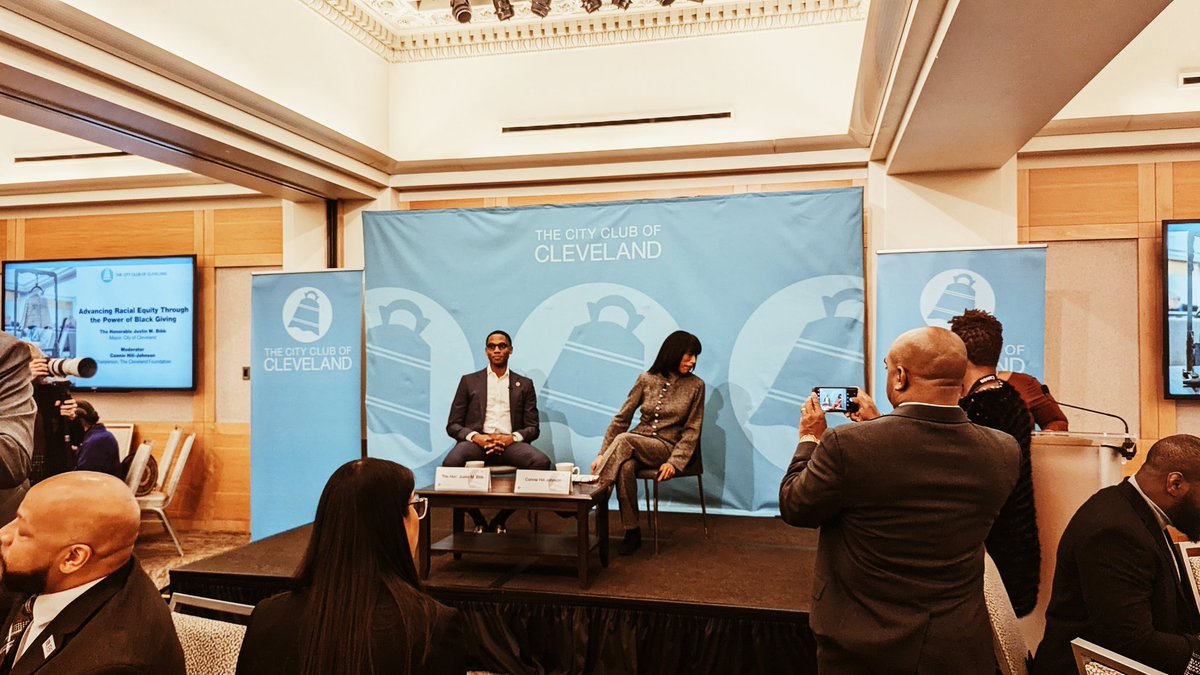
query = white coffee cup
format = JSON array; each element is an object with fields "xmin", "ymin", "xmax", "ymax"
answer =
[
  {"xmin": 556, "ymin": 462, "xmax": 581, "ymax": 475},
  {"xmin": 465, "ymin": 460, "xmax": 486, "ymax": 469}
]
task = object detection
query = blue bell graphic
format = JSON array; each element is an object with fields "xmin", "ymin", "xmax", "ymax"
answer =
[
  {"xmin": 925, "ymin": 273, "xmax": 976, "ymax": 324},
  {"xmin": 751, "ymin": 286, "xmax": 864, "ymax": 428},
  {"xmin": 365, "ymin": 299, "xmax": 433, "ymax": 452},
  {"xmin": 543, "ymin": 295, "xmax": 646, "ymax": 437},
  {"xmin": 287, "ymin": 291, "xmax": 322, "ymax": 336}
]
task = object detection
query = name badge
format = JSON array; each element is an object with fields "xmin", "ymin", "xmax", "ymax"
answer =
[
  {"xmin": 42, "ymin": 635, "xmax": 55, "ymax": 658},
  {"xmin": 514, "ymin": 469, "xmax": 571, "ymax": 495},
  {"xmin": 434, "ymin": 467, "xmax": 491, "ymax": 492}
]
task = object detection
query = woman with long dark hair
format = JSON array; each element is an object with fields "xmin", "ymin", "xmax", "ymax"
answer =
[
  {"xmin": 237, "ymin": 458, "xmax": 464, "ymax": 674},
  {"xmin": 590, "ymin": 330, "xmax": 705, "ymax": 555}
]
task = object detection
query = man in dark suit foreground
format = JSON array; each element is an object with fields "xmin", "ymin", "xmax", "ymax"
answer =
[
  {"xmin": 444, "ymin": 329, "xmax": 551, "ymax": 532},
  {"xmin": 1033, "ymin": 434, "xmax": 1200, "ymax": 675},
  {"xmin": 0, "ymin": 471, "xmax": 184, "ymax": 674},
  {"xmin": 779, "ymin": 326, "xmax": 1020, "ymax": 674}
]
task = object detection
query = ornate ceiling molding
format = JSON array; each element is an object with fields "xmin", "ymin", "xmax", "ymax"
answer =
[
  {"xmin": 298, "ymin": 0, "xmax": 398, "ymax": 59},
  {"xmin": 303, "ymin": 0, "xmax": 866, "ymax": 62}
]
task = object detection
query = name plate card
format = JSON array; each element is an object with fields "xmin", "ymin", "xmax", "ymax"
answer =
[
  {"xmin": 434, "ymin": 467, "xmax": 491, "ymax": 492},
  {"xmin": 514, "ymin": 469, "xmax": 572, "ymax": 495}
]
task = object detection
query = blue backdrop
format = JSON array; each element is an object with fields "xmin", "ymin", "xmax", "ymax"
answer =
[
  {"xmin": 250, "ymin": 270, "xmax": 362, "ymax": 540},
  {"xmin": 364, "ymin": 189, "xmax": 864, "ymax": 515},
  {"xmin": 874, "ymin": 246, "xmax": 1047, "ymax": 413}
]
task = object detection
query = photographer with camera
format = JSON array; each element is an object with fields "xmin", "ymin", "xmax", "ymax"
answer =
[{"xmin": 26, "ymin": 343, "xmax": 87, "ymax": 483}]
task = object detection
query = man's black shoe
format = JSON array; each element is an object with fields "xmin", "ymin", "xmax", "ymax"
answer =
[{"xmin": 618, "ymin": 527, "xmax": 642, "ymax": 555}]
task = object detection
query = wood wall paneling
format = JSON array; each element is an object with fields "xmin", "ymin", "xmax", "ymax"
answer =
[
  {"xmin": 23, "ymin": 211, "xmax": 196, "ymax": 259},
  {"xmin": 13, "ymin": 205, "xmax": 281, "ymax": 532},
  {"xmin": 212, "ymin": 208, "xmax": 283, "ymax": 266},
  {"xmin": 1027, "ymin": 164, "xmax": 1141, "ymax": 240},
  {"xmin": 1174, "ymin": 161, "xmax": 1200, "ymax": 219}
]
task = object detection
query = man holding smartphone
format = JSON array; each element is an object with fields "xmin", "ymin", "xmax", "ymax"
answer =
[{"xmin": 779, "ymin": 326, "xmax": 1020, "ymax": 674}]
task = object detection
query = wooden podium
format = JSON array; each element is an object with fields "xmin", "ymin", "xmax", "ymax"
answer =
[{"xmin": 1020, "ymin": 431, "xmax": 1134, "ymax": 654}]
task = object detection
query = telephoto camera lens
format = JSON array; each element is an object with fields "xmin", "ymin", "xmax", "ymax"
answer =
[
  {"xmin": 46, "ymin": 357, "xmax": 97, "ymax": 379},
  {"xmin": 530, "ymin": 0, "xmax": 551, "ymax": 17},
  {"xmin": 450, "ymin": 0, "xmax": 472, "ymax": 22},
  {"xmin": 493, "ymin": 0, "xmax": 514, "ymax": 20}
]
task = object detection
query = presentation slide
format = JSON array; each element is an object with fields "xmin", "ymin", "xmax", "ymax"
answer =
[
  {"xmin": 1165, "ymin": 221, "xmax": 1200, "ymax": 397},
  {"xmin": 3, "ymin": 256, "xmax": 195, "ymax": 390}
]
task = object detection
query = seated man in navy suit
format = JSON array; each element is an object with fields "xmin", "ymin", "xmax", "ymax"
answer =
[{"xmin": 443, "ymin": 330, "xmax": 551, "ymax": 533}]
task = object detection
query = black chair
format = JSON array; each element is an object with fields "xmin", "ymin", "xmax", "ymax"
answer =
[{"xmin": 635, "ymin": 444, "xmax": 708, "ymax": 553}]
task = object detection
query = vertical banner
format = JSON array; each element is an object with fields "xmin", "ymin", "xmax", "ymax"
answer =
[
  {"xmin": 875, "ymin": 246, "xmax": 1047, "ymax": 413},
  {"xmin": 251, "ymin": 270, "xmax": 362, "ymax": 540},
  {"xmin": 364, "ymin": 189, "xmax": 865, "ymax": 515}
]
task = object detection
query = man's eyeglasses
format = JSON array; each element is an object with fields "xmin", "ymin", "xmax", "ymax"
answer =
[
  {"xmin": 409, "ymin": 495, "xmax": 429, "ymax": 520},
  {"xmin": 486, "ymin": 343, "xmax": 510, "ymax": 351}
]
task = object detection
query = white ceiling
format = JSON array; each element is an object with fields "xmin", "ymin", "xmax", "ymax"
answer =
[{"xmin": 0, "ymin": 0, "xmax": 1197, "ymax": 194}]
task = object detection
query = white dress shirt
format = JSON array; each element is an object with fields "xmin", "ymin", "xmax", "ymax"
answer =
[
  {"xmin": 16, "ymin": 576, "xmax": 106, "ymax": 661},
  {"xmin": 466, "ymin": 368, "xmax": 522, "ymax": 442}
]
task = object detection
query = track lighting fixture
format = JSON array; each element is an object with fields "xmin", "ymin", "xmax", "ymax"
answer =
[
  {"xmin": 493, "ymin": 0, "xmax": 514, "ymax": 20},
  {"xmin": 581, "ymin": 0, "xmax": 601, "ymax": 11},
  {"xmin": 450, "ymin": 0, "xmax": 471, "ymax": 22},
  {"xmin": 531, "ymin": 0, "xmax": 551, "ymax": 17},
  {"xmin": 613, "ymin": 0, "xmax": 631, "ymax": 8}
]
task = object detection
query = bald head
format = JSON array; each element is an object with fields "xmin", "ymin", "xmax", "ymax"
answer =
[
  {"xmin": 1140, "ymin": 435, "xmax": 1200, "ymax": 481},
  {"xmin": 1137, "ymin": 434, "xmax": 1200, "ymax": 540},
  {"xmin": 1, "ymin": 472, "xmax": 140, "ymax": 593},
  {"xmin": 885, "ymin": 327, "xmax": 969, "ymax": 406}
]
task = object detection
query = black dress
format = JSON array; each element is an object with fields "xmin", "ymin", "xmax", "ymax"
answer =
[
  {"xmin": 236, "ymin": 583, "xmax": 465, "ymax": 674},
  {"xmin": 960, "ymin": 378, "xmax": 1040, "ymax": 617}
]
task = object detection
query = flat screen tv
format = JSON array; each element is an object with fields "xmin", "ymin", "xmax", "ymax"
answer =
[
  {"xmin": 1164, "ymin": 220, "xmax": 1200, "ymax": 398},
  {"xmin": 2, "ymin": 255, "xmax": 196, "ymax": 391}
]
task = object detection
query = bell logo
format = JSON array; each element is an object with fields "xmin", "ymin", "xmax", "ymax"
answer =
[
  {"xmin": 282, "ymin": 287, "xmax": 332, "ymax": 343},
  {"xmin": 100, "ymin": 269, "xmax": 114, "ymax": 283},
  {"xmin": 919, "ymin": 269, "xmax": 996, "ymax": 327}
]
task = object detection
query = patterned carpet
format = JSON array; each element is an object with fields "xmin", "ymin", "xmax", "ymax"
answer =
[{"xmin": 136, "ymin": 526, "xmax": 249, "ymax": 590}]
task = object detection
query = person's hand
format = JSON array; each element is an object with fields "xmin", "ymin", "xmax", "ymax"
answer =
[
  {"xmin": 28, "ymin": 357, "xmax": 48, "ymax": 381},
  {"xmin": 471, "ymin": 434, "xmax": 493, "ymax": 453},
  {"xmin": 799, "ymin": 393, "xmax": 827, "ymax": 439},
  {"xmin": 57, "ymin": 398, "xmax": 77, "ymax": 420},
  {"xmin": 494, "ymin": 434, "xmax": 515, "ymax": 448},
  {"xmin": 656, "ymin": 462, "xmax": 676, "ymax": 482},
  {"xmin": 849, "ymin": 390, "xmax": 881, "ymax": 422},
  {"xmin": 591, "ymin": 456, "xmax": 603, "ymax": 475}
]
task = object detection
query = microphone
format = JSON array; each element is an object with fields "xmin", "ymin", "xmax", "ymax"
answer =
[{"xmin": 1042, "ymin": 385, "xmax": 1137, "ymax": 461}]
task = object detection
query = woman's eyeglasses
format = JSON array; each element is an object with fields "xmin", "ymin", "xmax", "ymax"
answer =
[{"xmin": 409, "ymin": 495, "xmax": 429, "ymax": 520}]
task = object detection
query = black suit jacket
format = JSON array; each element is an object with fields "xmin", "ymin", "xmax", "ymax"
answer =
[
  {"xmin": 445, "ymin": 369, "xmax": 539, "ymax": 443},
  {"xmin": 236, "ymin": 584, "xmax": 464, "ymax": 674},
  {"xmin": 779, "ymin": 404, "xmax": 1020, "ymax": 674},
  {"xmin": 1033, "ymin": 479, "xmax": 1200, "ymax": 675},
  {"xmin": 0, "ymin": 558, "xmax": 184, "ymax": 674}
]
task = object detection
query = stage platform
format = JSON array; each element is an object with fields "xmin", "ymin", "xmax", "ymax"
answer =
[{"xmin": 171, "ymin": 510, "xmax": 819, "ymax": 674}]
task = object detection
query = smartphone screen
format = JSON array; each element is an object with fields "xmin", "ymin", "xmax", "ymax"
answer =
[{"xmin": 814, "ymin": 387, "xmax": 858, "ymax": 413}]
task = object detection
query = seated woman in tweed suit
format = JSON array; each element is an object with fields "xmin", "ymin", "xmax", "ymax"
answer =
[{"xmin": 591, "ymin": 330, "xmax": 705, "ymax": 555}]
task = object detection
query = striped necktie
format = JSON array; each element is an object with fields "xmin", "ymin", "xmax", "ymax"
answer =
[{"xmin": 0, "ymin": 596, "xmax": 35, "ymax": 667}]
